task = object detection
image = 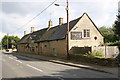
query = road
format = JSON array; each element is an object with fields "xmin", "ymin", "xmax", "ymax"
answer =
[{"xmin": 1, "ymin": 52, "xmax": 119, "ymax": 79}]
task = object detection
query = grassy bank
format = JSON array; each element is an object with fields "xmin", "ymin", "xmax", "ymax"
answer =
[{"xmin": 70, "ymin": 54, "xmax": 119, "ymax": 67}]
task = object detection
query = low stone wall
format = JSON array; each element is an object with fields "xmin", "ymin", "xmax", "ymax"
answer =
[{"xmin": 92, "ymin": 46, "xmax": 120, "ymax": 58}]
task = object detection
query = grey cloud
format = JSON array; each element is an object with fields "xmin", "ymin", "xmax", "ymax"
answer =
[
  {"xmin": 1, "ymin": 0, "xmax": 118, "ymax": 39},
  {"xmin": 2, "ymin": 2, "xmax": 28, "ymax": 16},
  {"xmin": 2, "ymin": 2, "xmax": 50, "ymax": 16}
]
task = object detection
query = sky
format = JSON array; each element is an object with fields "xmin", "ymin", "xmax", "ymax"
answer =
[{"xmin": 0, "ymin": 0, "xmax": 119, "ymax": 41}]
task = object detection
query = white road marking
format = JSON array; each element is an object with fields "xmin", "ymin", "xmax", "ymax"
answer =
[
  {"xmin": 6, "ymin": 55, "xmax": 43, "ymax": 73},
  {"xmin": 13, "ymin": 56, "xmax": 16, "ymax": 58},
  {"xmin": 58, "ymin": 77, "xmax": 64, "ymax": 80},
  {"xmin": 8, "ymin": 56, "xmax": 22, "ymax": 64},
  {"xmin": 15, "ymin": 60, "xmax": 22, "ymax": 63},
  {"xmin": 26, "ymin": 64, "xmax": 43, "ymax": 72},
  {"xmin": 9, "ymin": 57, "xmax": 14, "ymax": 60}
]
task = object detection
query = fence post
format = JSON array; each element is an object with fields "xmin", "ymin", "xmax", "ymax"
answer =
[{"xmin": 105, "ymin": 45, "xmax": 107, "ymax": 58}]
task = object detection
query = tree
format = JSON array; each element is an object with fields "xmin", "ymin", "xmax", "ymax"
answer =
[
  {"xmin": 0, "ymin": 42, "xmax": 2, "ymax": 50},
  {"xmin": 113, "ymin": 15, "xmax": 120, "ymax": 40},
  {"xmin": 1, "ymin": 35, "xmax": 20, "ymax": 49},
  {"xmin": 99, "ymin": 26, "xmax": 117, "ymax": 43}
]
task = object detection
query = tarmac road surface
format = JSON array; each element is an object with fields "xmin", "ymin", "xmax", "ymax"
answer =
[{"xmin": 1, "ymin": 52, "xmax": 119, "ymax": 80}]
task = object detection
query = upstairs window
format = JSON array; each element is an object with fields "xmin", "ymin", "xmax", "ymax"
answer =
[
  {"xmin": 84, "ymin": 29, "xmax": 90, "ymax": 38},
  {"xmin": 71, "ymin": 32, "xmax": 82, "ymax": 40}
]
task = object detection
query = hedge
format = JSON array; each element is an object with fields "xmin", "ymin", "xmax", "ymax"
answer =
[{"xmin": 107, "ymin": 40, "xmax": 120, "ymax": 47}]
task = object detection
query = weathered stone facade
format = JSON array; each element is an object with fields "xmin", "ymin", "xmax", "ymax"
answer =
[
  {"xmin": 69, "ymin": 13, "xmax": 104, "ymax": 49},
  {"xmin": 17, "ymin": 13, "xmax": 104, "ymax": 58}
]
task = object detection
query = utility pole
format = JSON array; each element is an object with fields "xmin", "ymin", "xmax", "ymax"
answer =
[
  {"xmin": 7, "ymin": 33, "xmax": 9, "ymax": 49},
  {"xmin": 54, "ymin": 0, "xmax": 70, "ymax": 59},
  {"xmin": 66, "ymin": 0, "xmax": 70, "ymax": 59}
]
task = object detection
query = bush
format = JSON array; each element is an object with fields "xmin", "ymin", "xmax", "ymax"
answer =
[
  {"xmin": 107, "ymin": 40, "xmax": 120, "ymax": 47},
  {"xmin": 70, "ymin": 53, "xmax": 118, "ymax": 67},
  {"xmin": 87, "ymin": 51, "xmax": 104, "ymax": 57}
]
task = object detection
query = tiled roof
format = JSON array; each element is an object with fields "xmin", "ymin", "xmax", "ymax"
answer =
[
  {"xmin": 38, "ymin": 26, "xmax": 58, "ymax": 42},
  {"xmin": 18, "ymin": 15, "xmax": 81, "ymax": 44},
  {"xmin": 18, "ymin": 34, "xmax": 30, "ymax": 44},
  {"xmin": 49, "ymin": 17, "xmax": 81, "ymax": 41},
  {"xmin": 18, "ymin": 28, "xmax": 47, "ymax": 44}
]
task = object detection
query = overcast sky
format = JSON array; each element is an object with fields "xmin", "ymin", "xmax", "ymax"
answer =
[{"xmin": 0, "ymin": 0, "xmax": 119, "ymax": 41}]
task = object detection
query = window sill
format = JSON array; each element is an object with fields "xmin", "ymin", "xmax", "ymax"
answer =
[{"xmin": 83, "ymin": 37, "xmax": 91, "ymax": 39}]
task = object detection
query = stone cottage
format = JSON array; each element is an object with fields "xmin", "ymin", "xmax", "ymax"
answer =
[{"xmin": 17, "ymin": 13, "xmax": 104, "ymax": 57}]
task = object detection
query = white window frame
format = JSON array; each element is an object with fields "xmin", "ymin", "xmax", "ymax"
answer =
[{"xmin": 83, "ymin": 29, "xmax": 90, "ymax": 38}]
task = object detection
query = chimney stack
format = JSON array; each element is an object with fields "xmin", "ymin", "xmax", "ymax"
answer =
[
  {"xmin": 24, "ymin": 31, "xmax": 26, "ymax": 35},
  {"xmin": 59, "ymin": 18, "xmax": 63, "ymax": 25},
  {"xmin": 48, "ymin": 20, "xmax": 53, "ymax": 28},
  {"xmin": 31, "ymin": 27, "xmax": 34, "ymax": 33}
]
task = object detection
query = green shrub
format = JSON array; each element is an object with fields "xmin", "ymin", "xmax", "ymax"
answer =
[
  {"xmin": 87, "ymin": 51, "xmax": 104, "ymax": 57},
  {"xmin": 70, "ymin": 53, "xmax": 118, "ymax": 67},
  {"xmin": 107, "ymin": 40, "xmax": 120, "ymax": 47}
]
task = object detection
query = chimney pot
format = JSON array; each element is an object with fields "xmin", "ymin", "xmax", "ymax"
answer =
[
  {"xmin": 24, "ymin": 31, "xmax": 26, "ymax": 35},
  {"xmin": 48, "ymin": 20, "xmax": 53, "ymax": 28},
  {"xmin": 31, "ymin": 27, "xmax": 34, "ymax": 33},
  {"xmin": 59, "ymin": 18, "xmax": 63, "ymax": 25}
]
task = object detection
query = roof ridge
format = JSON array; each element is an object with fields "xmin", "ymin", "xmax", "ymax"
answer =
[{"xmin": 18, "ymin": 13, "xmax": 83, "ymax": 43}]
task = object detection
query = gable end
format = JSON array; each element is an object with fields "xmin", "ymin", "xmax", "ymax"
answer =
[{"xmin": 83, "ymin": 13, "xmax": 103, "ymax": 37}]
